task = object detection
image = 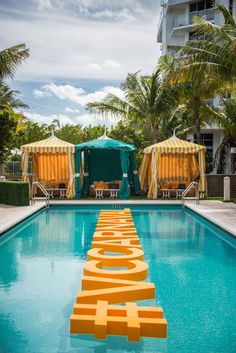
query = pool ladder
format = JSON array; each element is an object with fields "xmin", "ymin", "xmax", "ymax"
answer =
[
  {"xmin": 32, "ymin": 181, "xmax": 50, "ymax": 209},
  {"xmin": 181, "ymin": 181, "xmax": 199, "ymax": 210}
]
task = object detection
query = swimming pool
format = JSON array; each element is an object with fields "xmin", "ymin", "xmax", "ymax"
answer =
[{"xmin": 0, "ymin": 205, "xmax": 235, "ymax": 353}]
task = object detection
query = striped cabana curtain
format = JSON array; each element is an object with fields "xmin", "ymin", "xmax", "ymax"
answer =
[
  {"xmin": 139, "ymin": 153, "xmax": 151, "ymax": 191},
  {"xmin": 139, "ymin": 136, "xmax": 207, "ymax": 199},
  {"xmin": 21, "ymin": 152, "xmax": 29, "ymax": 182},
  {"xmin": 37, "ymin": 153, "xmax": 69, "ymax": 181},
  {"xmin": 198, "ymin": 149, "xmax": 207, "ymax": 198},
  {"xmin": 158, "ymin": 153, "xmax": 199, "ymax": 182},
  {"xmin": 148, "ymin": 149, "xmax": 159, "ymax": 199},
  {"xmin": 67, "ymin": 151, "xmax": 75, "ymax": 199},
  {"xmin": 32, "ymin": 153, "xmax": 38, "ymax": 182},
  {"xmin": 36, "ymin": 153, "xmax": 75, "ymax": 198},
  {"xmin": 75, "ymin": 149, "xmax": 81, "ymax": 199}
]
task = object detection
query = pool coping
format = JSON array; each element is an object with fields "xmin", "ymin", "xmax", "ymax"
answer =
[
  {"xmin": 0, "ymin": 200, "xmax": 235, "ymax": 240},
  {"xmin": 0, "ymin": 203, "xmax": 45, "ymax": 237},
  {"xmin": 185, "ymin": 202, "xmax": 236, "ymax": 239}
]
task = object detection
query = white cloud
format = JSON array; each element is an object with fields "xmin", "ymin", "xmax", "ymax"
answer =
[
  {"xmin": 34, "ymin": 83, "xmax": 125, "ymax": 106},
  {"xmin": 33, "ymin": 0, "xmax": 52, "ymax": 11},
  {"xmin": 0, "ymin": 2, "xmax": 161, "ymax": 81},
  {"xmin": 25, "ymin": 112, "xmax": 74, "ymax": 125},
  {"xmin": 36, "ymin": 83, "xmax": 85, "ymax": 100},
  {"xmin": 86, "ymin": 60, "xmax": 121, "ymax": 72},
  {"xmin": 91, "ymin": 9, "xmax": 114, "ymax": 20},
  {"xmin": 64, "ymin": 107, "xmax": 80, "ymax": 113},
  {"xmin": 87, "ymin": 63, "xmax": 102, "ymax": 71},
  {"xmin": 33, "ymin": 88, "xmax": 51, "ymax": 98},
  {"xmin": 24, "ymin": 111, "xmax": 118, "ymax": 127},
  {"xmin": 0, "ymin": 0, "xmax": 161, "ymax": 126},
  {"xmin": 103, "ymin": 60, "xmax": 121, "ymax": 69}
]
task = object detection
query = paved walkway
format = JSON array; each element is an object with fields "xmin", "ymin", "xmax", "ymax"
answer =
[
  {"xmin": 186, "ymin": 200, "xmax": 236, "ymax": 237},
  {"xmin": 0, "ymin": 203, "xmax": 44, "ymax": 234}
]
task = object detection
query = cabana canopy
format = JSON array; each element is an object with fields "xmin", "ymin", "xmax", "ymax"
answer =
[
  {"xmin": 75, "ymin": 133, "xmax": 140, "ymax": 199},
  {"xmin": 139, "ymin": 134, "xmax": 207, "ymax": 199},
  {"xmin": 20, "ymin": 133, "xmax": 75, "ymax": 199}
]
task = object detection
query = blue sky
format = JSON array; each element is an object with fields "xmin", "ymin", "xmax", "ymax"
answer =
[{"xmin": 0, "ymin": 0, "xmax": 162, "ymax": 126}]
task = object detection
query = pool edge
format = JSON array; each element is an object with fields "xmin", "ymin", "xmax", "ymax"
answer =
[
  {"xmin": 0, "ymin": 204, "xmax": 45, "ymax": 238},
  {"xmin": 1, "ymin": 201, "xmax": 235, "ymax": 242},
  {"xmin": 185, "ymin": 204, "xmax": 236, "ymax": 240}
]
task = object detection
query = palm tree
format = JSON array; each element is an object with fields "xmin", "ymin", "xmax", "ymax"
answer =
[
  {"xmin": 0, "ymin": 44, "xmax": 29, "ymax": 112},
  {"xmin": 214, "ymin": 98, "xmax": 236, "ymax": 173},
  {"xmin": 0, "ymin": 82, "xmax": 28, "ymax": 110},
  {"xmin": 0, "ymin": 43, "xmax": 29, "ymax": 80},
  {"xmin": 86, "ymin": 70, "xmax": 181, "ymax": 144},
  {"xmin": 159, "ymin": 55, "xmax": 220, "ymax": 144},
  {"xmin": 170, "ymin": 4, "xmax": 236, "ymax": 89}
]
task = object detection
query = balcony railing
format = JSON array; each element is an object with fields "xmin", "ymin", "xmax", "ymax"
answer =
[
  {"xmin": 171, "ymin": 8, "xmax": 215, "ymax": 31},
  {"xmin": 189, "ymin": 8, "xmax": 215, "ymax": 23},
  {"xmin": 171, "ymin": 15, "xmax": 187, "ymax": 29}
]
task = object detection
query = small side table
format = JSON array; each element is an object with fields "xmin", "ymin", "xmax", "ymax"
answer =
[
  {"xmin": 176, "ymin": 189, "xmax": 184, "ymax": 199},
  {"xmin": 95, "ymin": 189, "xmax": 104, "ymax": 198},
  {"xmin": 59, "ymin": 189, "xmax": 67, "ymax": 199},
  {"xmin": 46, "ymin": 188, "xmax": 55, "ymax": 199},
  {"xmin": 161, "ymin": 189, "xmax": 170, "ymax": 199},
  {"xmin": 46, "ymin": 188, "xmax": 67, "ymax": 198},
  {"xmin": 110, "ymin": 189, "xmax": 119, "ymax": 198}
]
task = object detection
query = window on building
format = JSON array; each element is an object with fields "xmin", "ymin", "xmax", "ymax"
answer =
[
  {"xmin": 194, "ymin": 133, "xmax": 213, "ymax": 173},
  {"xmin": 198, "ymin": 1, "xmax": 205, "ymax": 11},
  {"xmin": 190, "ymin": 3, "xmax": 197, "ymax": 12},
  {"xmin": 206, "ymin": 0, "xmax": 214, "ymax": 9},
  {"xmin": 229, "ymin": 0, "xmax": 233, "ymax": 15},
  {"xmin": 189, "ymin": 0, "xmax": 215, "ymax": 12}
]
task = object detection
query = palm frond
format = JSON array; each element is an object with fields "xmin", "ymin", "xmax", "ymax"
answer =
[
  {"xmin": 217, "ymin": 3, "xmax": 236, "ymax": 26},
  {"xmin": 0, "ymin": 43, "xmax": 29, "ymax": 80},
  {"xmin": 0, "ymin": 82, "xmax": 28, "ymax": 109}
]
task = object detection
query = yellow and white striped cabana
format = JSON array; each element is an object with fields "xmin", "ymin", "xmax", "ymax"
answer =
[
  {"xmin": 20, "ymin": 132, "xmax": 75, "ymax": 199},
  {"xmin": 139, "ymin": 134, "xmax": 207, "ymax": 199}
]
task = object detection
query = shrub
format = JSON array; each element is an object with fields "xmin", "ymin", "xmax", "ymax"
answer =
[{"xmin": 0, "ymin": 181, "xmax": 29, "ymax": 206}]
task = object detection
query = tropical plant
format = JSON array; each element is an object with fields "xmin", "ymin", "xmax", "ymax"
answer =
[
  {"xmin": 82, "ymin": 125, "xmax": 105, "ymax": 142},
  {"xmin": 14, "ymin": 121, "xmax": 47, "ymax": 148},
  {"xmin": 0, "ymin": 43, "xmax": 29, "ymax": 159},
  {"xmin": 57, "ymin": 124, "xmax": 84, "ymax": 144},
  {"xmin": 0, "ymin": 82, "xmax": 28, "ymax": 110},
  {"xmin": 0, "ymin": 43, "xmax": 29, "ymax": 80},
  {"xmin": 109, "ymin": 120, "xmax": 147, "ymax": 164},
  {"xmin": 86, "ymin": 70, "xmax": 181, "ymax": 144},
  {"xmin": 0, "ymin": 109, "xmax": 18, "ymax": 163},
  {"xmin": 170, "ymin": 4, "xmax": 236, "ymax": 90},
  {"xmin": 159, "ymin": 54, "xmax": 221, "ymax": 144},
  {"xmin": 214, "ymin": 98, "xmax": 236, "ymax": 173}
]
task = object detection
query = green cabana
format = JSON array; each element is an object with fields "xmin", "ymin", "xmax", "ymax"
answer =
[{"xmin": 74, "ymin": 133, "xmax": 140, "ymax": 199}]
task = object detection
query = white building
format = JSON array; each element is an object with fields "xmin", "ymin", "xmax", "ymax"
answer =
[{"xmin": 157, "ymin": 0, "xmax": 235, "ymax": 173}]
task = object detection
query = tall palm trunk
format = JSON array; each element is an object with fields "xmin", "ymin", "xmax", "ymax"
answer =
[
  {"xmin": 194, "ymin": 104, "xmax": 202, "ymax": 144},
  {"xmin": 150, "ymin": 123, "xmax": 159, "ymax": 144},
  {"xmin": 195, "ymin": 116, "xmax": 202, "ymax": 144}
]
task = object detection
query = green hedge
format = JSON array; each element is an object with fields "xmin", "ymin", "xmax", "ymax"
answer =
[{"xmin": 0, "ymin": 181, "xmax": 29, "ymax": 206}]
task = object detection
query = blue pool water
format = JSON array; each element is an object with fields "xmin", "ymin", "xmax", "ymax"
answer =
[{"xmin": 0, "ymin": 205, "xmax": 235, "ymax": 353}]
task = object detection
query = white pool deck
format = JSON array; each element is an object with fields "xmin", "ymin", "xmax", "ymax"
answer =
[
  {"xmin": 0, "ymin": 203, "xmax": 44, "ymax": 234},
  {"xmin": 0, "ymin": 200, "xmax": 235, "ymax": 237}
]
